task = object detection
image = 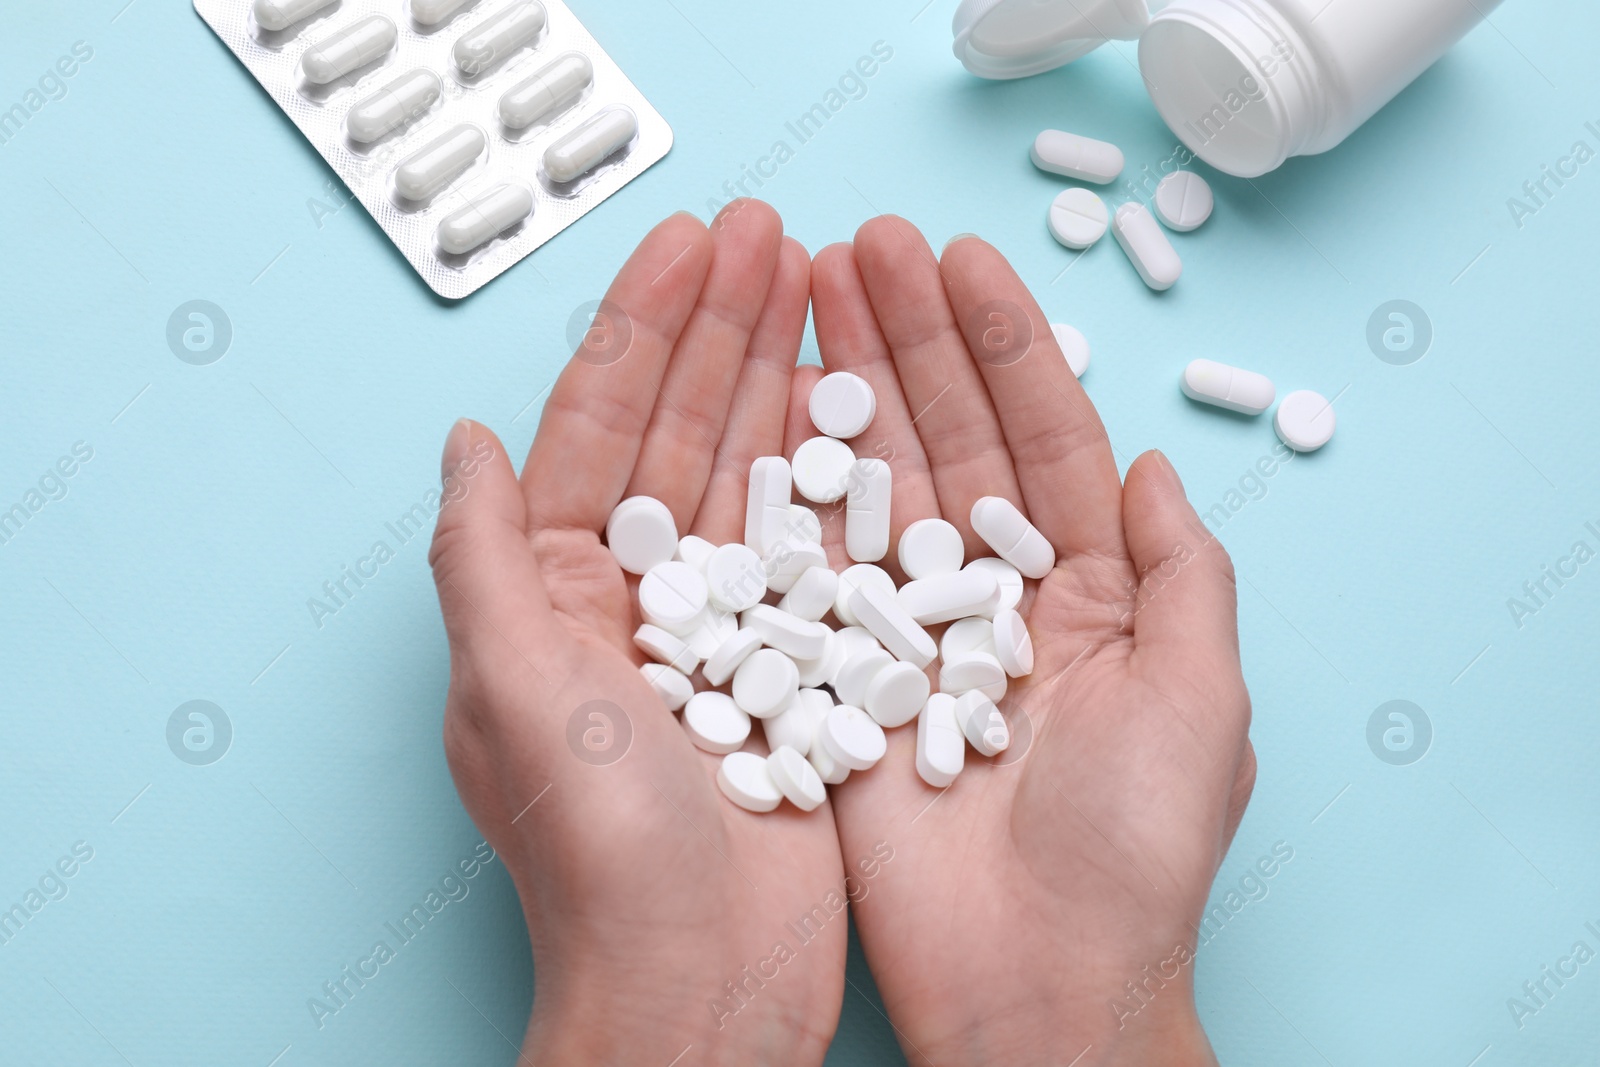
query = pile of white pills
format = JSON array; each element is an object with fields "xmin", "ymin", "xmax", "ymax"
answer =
[{"xmin": 611, "ymin": 372, "xmax": 1047, "ymax": 813}]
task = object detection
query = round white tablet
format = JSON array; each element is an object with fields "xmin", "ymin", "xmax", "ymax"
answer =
[
  {"xmin": 1274, "ymin": 390, "xmax": 1337, "ymax": 453},
  {"xmin": 941, "ymin": 616, "xmax": 998, "ymax": 663},
  {"xmin": 991, "ymin": 609, "xmax": 1034, "ymax": 678},
  {"xmin": 1047, "ymin": 187, "xmax": 1109, "ymax": 250},
  {"xmin": 766, "ymin": 540, "xmax": 828, "ymax": 596},
  {"xmin": 791, "ymin": 437, "xmax": 856, "ymax": 504},
  {"xmin": 717, "ymin": 751, "xmax": 783, "ymax": 813},
  {"xmin": 766, "ymin": 745, "xmax": 827, "ymax": 812},
  {"xmin": 793, "ymin": 630, "xmax": 836, "ymax": 688},
  {"xmin": 683, "ymin": 691, "xmax": 750, "ymax": 753},
  {"xmin": 1154, "ymin": 170, "xmax": 1214, "ymax": 232},
  {"xmin": 705, "ymin": 543, "xmax": 767, "ymax": 612},
  {"xmin": 809, "ymin": 372, "xmax": 877, "ymax": 439},
  {"xmin": 675, "ymin": 534, "xmax": 717, "ymax": 573},
  {"xmin": 1051, "ymin": 323, "xmax": 1090, "ymax": 379},
  {"xmin": 834, "ymin": 648, "xmax": 893, "ymax": 708},
  {"xmin": 939, "ymin": 652, "xmax": 1008, "ymax": 702},
  {"xmin": 703, "ymin": 627, "xmax": 763, "ymax": 687},
  {"xmin": 638, "ymin": 561, "xmax": 708, "ymax": 633},
  {"xmin": 732, "ymin": 648, "xmax": 799, "ymax": 719},
  {"xmin": 778, "ymin": 566, "xmax": 840, "ymax": 623},
  {"xmin": 787, "ymin": 504, "xmax": 822, "ymax": 544},
  {"xmin": 633, "ymin": 624, "xmax": 699, "ymax": 675},
  {"xmin": 763, "ymin": 691, "xmax": 815, "ymax": 756},
  {"xmin": 964, "ymin": 558, "xmax": 1023, "ymax": 617},
  {"xmin": 685, "ymin": 607, "xmax": 738, "ymax": 659},
  {"xmin": 639, "ymin": 662, "xmax": 692, "ymax": 711},
  {"xmin": 835, "ymin": 564, "xmax": 895, "ymax": 627},
  {"xmin": 605, "ymin": 496, "xmax": 677, "ymax": 575},
  {"xmin": 864, "ymin": 660, "xmax": 931, "ymax": 729},
  {"xmin": 898, "ymin": 518, "xmax": 964, "ymax": 579},
  {"xmin": 807, "ymin": 730, "xmax": 850, "ymax": 785},
  {"xmin": 822, "ymin": 626, "xmax": 876, "ymax": 687},
  {"xmin": 821, "ymin": 703, "xmax": 887, "ymax": 771}
]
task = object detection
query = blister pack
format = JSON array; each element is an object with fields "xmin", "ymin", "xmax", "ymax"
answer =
[{"xmin": 195, "ymin": 0, "xmax": 672, "ymax": 298}]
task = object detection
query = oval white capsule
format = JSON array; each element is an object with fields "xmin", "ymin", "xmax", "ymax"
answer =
[
  {"xmin": 544, "ymin": 107, "xmax": 639, "ymax": 183},
  {"xmin": 302, "ymin": 15, "xmax": 396, "ymax": 85},
  {"xmin": 394, "ymin": 123, "xmax": 486, "ymax": 201},
  {"xmin": 410, "ymin": 0, "xmax": 474, "ymax": 27},
  {"xmin": 253, "ymin": 0, "xmax": 337, "ymax": 32},
  {"xmin": 1112, "ymin": 202, "xmax": 1182, "ymax": 291},
  {"xmin": 346, "ymin": 69, "xmax": 440, "ymax": 143},
  {"xmin": 1031, "ymin": 129, "xmax": 1124, "ymax": 184},
  {"xmin": 454, "ymin": 0, "xmax": 546, "ymax": 76},
  {"xmin": 499, "ymin": 52, "xmax": 594, "ymax": 129},
  {"xmin": 1180, "ymin": 358, "xmax": 1276, "ymax": 416},
  {"xmin": 970, "ymin": 497, "xmax": 1056, "ymax": 580},
  {"xmin": 437, "ymin": 183, "xmax": 534, "ymax": 254}
]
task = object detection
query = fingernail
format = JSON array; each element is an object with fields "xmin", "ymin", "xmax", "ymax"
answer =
[
  {"xmin": 942, "ymin": 233, "xmax": 979, "ymax": 253},
  {"xmin": 442, "ymin": 419, "xmax": 472, "ymax": 481},
  {"xmin": 1151, "ymin": 449, "xmax": 1184, "ymax": 492}
]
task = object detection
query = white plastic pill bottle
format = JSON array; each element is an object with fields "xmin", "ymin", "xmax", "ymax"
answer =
[{"xmin": 952, "ymin": 0, "xmax": 1501, "ymax": 178}]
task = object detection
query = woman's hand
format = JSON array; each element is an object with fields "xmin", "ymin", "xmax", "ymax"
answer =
[
  {"xmin": 804, "ymin": 218, "xmax": 1255, "ymax": 1067},
  {"xmin": 427, "ymin": 202, "xmax": 847, "ymax": 1067}
]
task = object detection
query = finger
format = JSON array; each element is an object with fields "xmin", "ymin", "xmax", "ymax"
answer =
[
  {"xmin": 810, "ymin": 241, "xmax": 941, "ymax": 582},
  {"xmin": 627, "ymin": 199, "xmax": 785, "ymax": 531},
  {"xmin": 523, "ymin": 212, "xmax": 713, "ymax": 534},
  {"xmin": 1121, "ymin": 450, "xmax": 1240, "ymax": 672},
  {"xmin": 691, "ymin": 236, "xmax": 811, "ymax": 544},
  {"xmin": 852, "ymin": 216, "xmax": 1021, "ymax": 562},
  {"xmin": 940, "ymin": 235, "xmax": 1128, "ymax": 561},
  {"xmin": 430, "ymin": 420, "xmax": 570, "ymax": 693},
  {"xmin": 1222, "ymin": 741, "xmax": 1257, "ymax": 845}
]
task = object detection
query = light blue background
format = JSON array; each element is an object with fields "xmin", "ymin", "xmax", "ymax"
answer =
[{"xmin": 3, "ymin": 1, "xmax": 1596, "ymax": 1064}]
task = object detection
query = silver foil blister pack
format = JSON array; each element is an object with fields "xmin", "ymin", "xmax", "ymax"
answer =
[{"xmin": 195, "ymin": 0, "xmax": 672, "ymax": 298}]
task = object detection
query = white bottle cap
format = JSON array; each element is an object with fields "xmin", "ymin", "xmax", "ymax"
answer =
[{"xmin": 951, "ymin": 0, "xmax": 1150, "ymax": 79}]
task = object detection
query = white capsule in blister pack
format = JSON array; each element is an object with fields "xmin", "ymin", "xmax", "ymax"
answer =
[{"xmin": 195, "ymin": 0, "xmax": 673, "ymax": 298}]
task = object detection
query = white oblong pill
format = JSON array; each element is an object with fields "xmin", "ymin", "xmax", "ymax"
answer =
[
  {"xmin": 705, "ymin": 543, "xmax": 767, "ymax": 613},
  {"xmin": 453, "ymin": 0, "xmax": 546, "ymax": 75},
  {"xmin": 970, "ymin": 497, "xmax": 1055, "ymax": 580},
  {"xmin": 940, "ymin": 616, "xmax": 997, "ymax": 664},
  {"xmin": 703, "ymin": 627, "xmax": 763, "ymax": 687},
  {"xmin": 807, "ymin": 726, "xmax": 850, "ymax": 785},
  {"xmin": 791, "ymin": 436, "xmax": 856, "ymax": 504},
  {"xmin": 744, "ymin": 456, "xmax": 792, "ymax": 556},
  {"xmin": 633, "ymin": 624, "xmax": 698, "ymax": 676},
  {"xmin": 1031, "ymin": 129, "xmax": 1124, "ymax": 184},
  {"xmin": 777, "ymin": 566, "xmax": 839, "ymax": 623},
  {"xmin": 254, "ymin": 0, "xmax": 337, "ymax": 32},
  {"xmin": 792, "ymin": 629, "xmax": 835, "ymax": 688},
  {"xmin": 1274, "ymin": 390, "xmax": 1337, "ymax": 453},
  {"xmin": 544, "ymin": 106, "xmax": 639, "ymax": 183},
  {"xmin": 766, "ymin": 745, "xmax": 826, "ymax": 812},
  {"xmin": 1154, "ymin": 170, "xmax": 1214, "ymax": 232},
  {"xmin": 498, "ymin": 51, "xmax": 593, "ymax": 129},
  {"xmin": 605, "ymin": 496, "xmax": 677, "ymax": 575},
  {"xmin": 302, "ymin": 15, "xmax": 397, "ymax": 84},
  {"xmin": 763, "ymin": 691, "xmax": 815, "ymax": 757},
  {"xmin": 1112, "ymin": 201, "xmax": 1182, "ymax": 291},
  {"xmin": 638, "ymin": 561, "xmax": 708, "ymax": 634},
  {"xmin": 676, "ymin": 534, "xmax": 717, "ymax": 573},
  {"xmin": 850, "ymin": 583, "xmax": 937, "ymax": 669},
  {"xmin": 940, "ymin": 652, "xmax": 1008, "ymax": 703},
  {"xmin": 685, "ymin": 606, "xmax": 737, "ymax": 660},
  {"xmin": 765, "ymin": 540, "xmax": 828, "ymax": 596},
  {"xmin": 1181, "ymin": 358, "xmax": 1275, "ymax": 416},
  {"xmin": 845, "ymin": 458, "xmax": 892, "ymax": 564},
  {"xmin": 835, "ymin": 564, "xmax": 894, "ymax": 627},
  {"xmin": 639, "ymin": 662, "xmax": 692, "ymax": 712},
  {"xmin": 864, "ymin": 660, "xmax": 930, "ymax": 729},
  {"xmin": 732, "ymin": 648, "xmax": 798, "ymax": 719},
  {"xmin": 394, "ymin": 123, "xmax": 486, "ymax": 201},
  {"xmin": 834, "ymin": 647, "xmax": 893, "ymax": 709},
  {"xmin": 1047, "ymin": 187, "xmax": 1109, "ymax": 250},
  {"xmin": 991, "ymin": 609, "xmax": 1034, "ymax": 678},
  {"xmin": 897, "ymin": 569, "xmax": 1000, "ymax": 626},
  {"xmin": 717, "ymin": 751, "xmax": 783, "ymax": 813},
  {"xmin": 898, "ymin": 518, "xmax": 964, "ymax": 579},
  {"xmin": 1051, "ymin": 323, "xmax": 1090, "ymax": 379},
  {"xmin": 787, "ymin": 504, "xmax": 822, "ymax": 544},
  {"xmin": 916, "ymin": 693, "xmax": 965, "ymax": 789},
  {"xmin": 954, "ymin": 691, "xmax": 1010, "ymax": 756},
  {"xmin": 437, "ymin": 183, "xmax": 533, "ymax": 254},
  {"xmin": 410, "ymin": 0, "xmax": 474, "ymax": 26},
  {"xmin": 809, "ymin": 372, "xmax": 877, "ymax": 439},
  {"xmin": 683, "ymin": 691, "xmax": 750, "ymax": 754},
  {"xmin": 347, "ymin": 68, "xmax": 440, "ymax": 143},
  {"xmin": 963, "ymin": 558, "xmax": 1023, "ymax": 616},
  {"xmin": 821, "ymin": 704, "xmax": 886, "ymax": 772},
  {"xmin": 742, "ymin": 605, "xmax": 830, "ymax": 662}
]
